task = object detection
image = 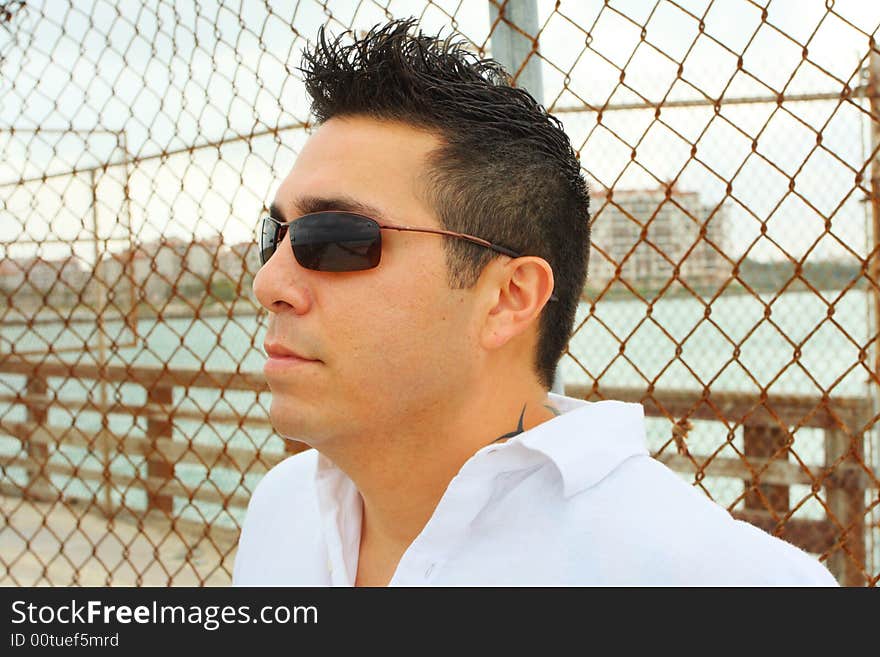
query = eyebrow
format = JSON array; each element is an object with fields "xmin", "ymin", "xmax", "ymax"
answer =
[{"xmin": 269, "ymin": 195, "xmax": 390, "ymax": 224}]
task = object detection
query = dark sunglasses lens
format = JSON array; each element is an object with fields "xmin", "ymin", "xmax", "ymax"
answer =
[
  {"xmin": 292, "ymin": 212, "xmax": 381, "ymax": 272},
  {"xmin": 259, "ymin": 217, "xmax": 285, "ymax": 266}
]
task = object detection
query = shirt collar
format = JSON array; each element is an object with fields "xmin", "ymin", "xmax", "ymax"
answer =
[
  {"xmin": 314, "ymin": 393, "xmax": 648, "ymax": 501},
  {"xmin": 515, "ymin": 393, "xmax": 649, "ymax": 497}
]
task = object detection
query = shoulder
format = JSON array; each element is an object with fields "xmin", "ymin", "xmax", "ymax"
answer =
[{"xmin": 574, "ymin": 454, "xmax": 838, "ymax": 586}]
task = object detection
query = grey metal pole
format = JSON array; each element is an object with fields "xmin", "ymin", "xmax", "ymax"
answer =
[{"xmin": 488, "ymin": 0, "xmax": 545, "ymax": 105}]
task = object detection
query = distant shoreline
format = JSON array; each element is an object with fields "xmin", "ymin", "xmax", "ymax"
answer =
[
  {"xmin": 3, "ymin": 300, "xmax": 265, "ymax": 325},
  {"xmin": 583, "ymin": 278, "xmax": 867, "ymax": 302}
]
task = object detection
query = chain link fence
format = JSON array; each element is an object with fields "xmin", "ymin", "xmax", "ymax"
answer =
[{"xmin": 1, "ymin": 0, "xmax": 879, "ymax": 586}]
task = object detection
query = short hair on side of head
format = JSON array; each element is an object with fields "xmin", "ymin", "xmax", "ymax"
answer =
[{"xmin": 299, "ymin": 17, "xmax": 590, "ymax": 390}]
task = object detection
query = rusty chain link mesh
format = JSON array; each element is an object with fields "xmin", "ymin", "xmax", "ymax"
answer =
[{"xmin": 1, "ymin": 0, "xmax": 879, "ymax": 586}]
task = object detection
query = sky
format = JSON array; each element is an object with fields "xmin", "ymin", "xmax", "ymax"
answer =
[{"xmin": 1, "ymin": 0, "xmax": 879, "ymax": 265}]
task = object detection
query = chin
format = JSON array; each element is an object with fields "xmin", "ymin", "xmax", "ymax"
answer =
[
  {"xmin": 269, "ymin": 399, "xmax": 341, "ymax": 448},
  {"xmin": 269, "ymin": 398, "xmax": 309, "ymax": 437}
]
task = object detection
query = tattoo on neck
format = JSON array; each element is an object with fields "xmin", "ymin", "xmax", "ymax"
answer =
[
  {"xmin": 543, "ymin": 404, "xmax": 561, "ymax": 417},
  {"xmin": 491, "ymin": 404, "xmax": 527, "ymax": 444}
]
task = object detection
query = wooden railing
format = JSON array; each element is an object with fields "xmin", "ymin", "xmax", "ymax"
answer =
[
  {"xmin": 0, "ymin": 356, "xmax": 298, "ymax": 546},
  {"xmin": 1, "ymin": 355, "xmax": 877, "ymax": 585}
]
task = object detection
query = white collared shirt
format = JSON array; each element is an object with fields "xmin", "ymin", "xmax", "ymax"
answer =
[{"xmin": 233, "ymin": 393, "xmax": 838, "ymax": 586}]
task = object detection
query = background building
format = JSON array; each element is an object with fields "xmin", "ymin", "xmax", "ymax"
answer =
[{"xmin": 588, "ymin": 185, "xmax": 729, "ymax": 291}]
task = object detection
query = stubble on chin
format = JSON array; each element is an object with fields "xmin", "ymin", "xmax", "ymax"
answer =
[{"xmin": 269, "ymin": 397, "xmax": 340, "ymax": 449}]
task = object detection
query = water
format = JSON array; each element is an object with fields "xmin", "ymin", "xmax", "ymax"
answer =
[
  {"xmin": 6, "ymin": 286, "xmax": 867, "ymax": 394},
  {"xmin": 560, "ymin": 286, "xmax": 872, "ymax": 397}
]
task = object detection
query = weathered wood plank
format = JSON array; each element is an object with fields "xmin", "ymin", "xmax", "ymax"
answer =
[
  {"xmin": 0, "ymin": 393, "xmax": 274, "ymax": 428},
  {"xmin": 824, "ymin": 428, "xmax": 868, "ymax": 586},
  {"xmin": 658, "ymin": 453, "xmax": 823, "ymax": 488},
  {"xmin": 0, "ymin": 422, "xmax": 284, "ymax": 474},
  {"xmin": 565, "ymin": 384, "xmax": 873, "ymax": 431},
  {"xmin": 0, "ymin": 355, "xmax": 268, "ymax": 392},
  {"xmin": 731, "ymin": 510, "xmax": 838, "ymax": 555},
  {"xmin": 0, "ymin": 456, "xmax": 252, "ymax": 512}
]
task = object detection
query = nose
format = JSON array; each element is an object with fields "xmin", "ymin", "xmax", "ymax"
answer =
[{"xmin": 252, "ymin": 232, "xmax": 313, "ymax": 315}]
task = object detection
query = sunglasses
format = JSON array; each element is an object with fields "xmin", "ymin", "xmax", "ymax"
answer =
[{"xmin": 259, "ymin": 210, "xmax": 559, "ymax": 302}]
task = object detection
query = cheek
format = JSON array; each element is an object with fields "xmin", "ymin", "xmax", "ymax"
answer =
[
  {"xmin": 328, "ymin": 240, "xmax": 477, "ymax": 389},
  {"xmin": 336, "ymin": 292, "xmax": 474, "ymax": 385}
]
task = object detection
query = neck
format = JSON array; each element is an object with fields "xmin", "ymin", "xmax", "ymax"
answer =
[{"xmin": 316, "ymin": 383, "xmax": 562, "ymax": 555}]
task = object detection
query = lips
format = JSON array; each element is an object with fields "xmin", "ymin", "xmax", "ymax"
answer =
[{"xmin": 264, "ymin": 342, "xmax": 320, "ymax": 361}]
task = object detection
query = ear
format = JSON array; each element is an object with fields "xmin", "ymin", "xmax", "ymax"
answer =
[{"xmin": 479, "ymin": 256, "xmax": 555, "ymax": 351}]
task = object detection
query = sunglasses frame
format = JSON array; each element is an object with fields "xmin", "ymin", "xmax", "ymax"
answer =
[{"xmin": 260, "ymin": 211, "xmax": 559, "ymax": 302}]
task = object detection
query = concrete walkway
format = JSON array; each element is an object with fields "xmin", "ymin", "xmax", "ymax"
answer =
[{"xmin": 1, "ymin": 494, "xmax": 237, "ymax": 586}]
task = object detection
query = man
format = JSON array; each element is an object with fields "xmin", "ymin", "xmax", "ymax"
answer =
[{"xmin": 233, "ymin": 18, "xmax": 837, "ymax": 586}]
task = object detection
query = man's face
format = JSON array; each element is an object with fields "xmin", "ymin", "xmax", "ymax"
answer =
[{"xmin": 253, "ymin": 116, "xmax": 482, "ymax": 446}]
